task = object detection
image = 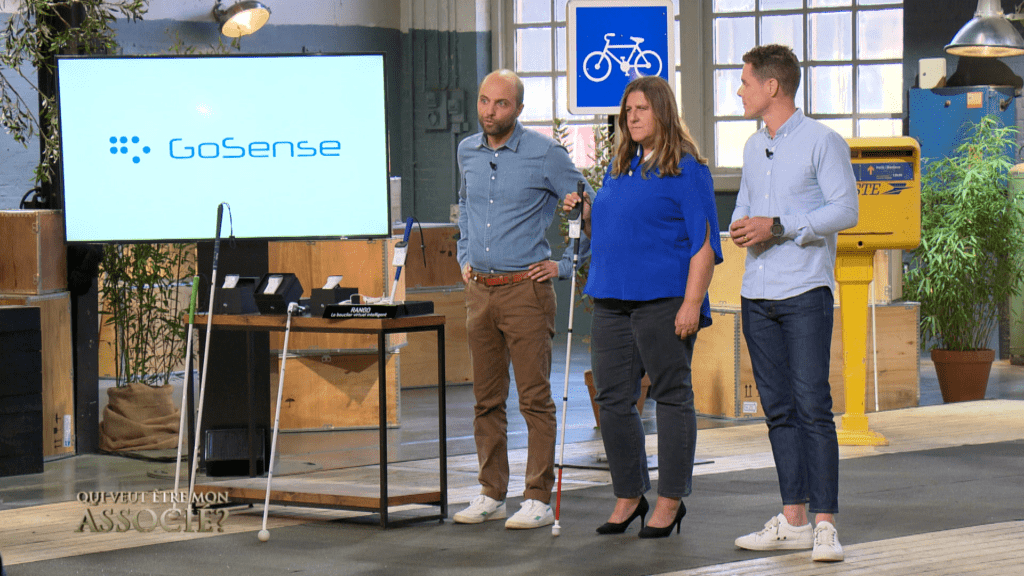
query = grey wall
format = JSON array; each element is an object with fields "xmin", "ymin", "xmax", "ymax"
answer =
[{"xmin": 400, "ymin": 28, "xmax": 488, "ymax": 223}]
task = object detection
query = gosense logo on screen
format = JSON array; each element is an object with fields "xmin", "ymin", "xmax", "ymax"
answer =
[
  {"xmin": 109, "ymin": 136, "xmax": 152, "ymax": 164},
  {"xmin": 168, "ymin": 137, "xmax": 342, "ymax": 159}
]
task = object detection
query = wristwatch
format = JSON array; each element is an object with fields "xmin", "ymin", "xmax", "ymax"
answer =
[{"xmin": 771, "ymin": 216, "xmax": 784, "ymax": 238}]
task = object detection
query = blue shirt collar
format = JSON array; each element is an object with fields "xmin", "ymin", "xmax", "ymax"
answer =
[
  {"xmin": 474, "ymin": 120, "xmax": 526, "ymax": 152},
  {"xmin": 762, "ymin": 108, "xmax": 805, "ymax": 141}
]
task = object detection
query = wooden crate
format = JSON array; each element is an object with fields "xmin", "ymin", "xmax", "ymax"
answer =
[
  {"xmin": 0, "ymin": 210, "xmax": 67, "ymax": 294},
  {"xmin": 870, "ymin": 249, "xmax": 903, "ymax": 304},
  {"xmin": 0, "ymin": 292, "xmax": 75, "ymax": 455},
  {"xmin": 267, "ymin": 238, "xmax": 403, "ymax": 352},
  {"xmin": 399, "ymin": 287, "xmax": 472, "ymax": 388},
  {"xmin": 391, "ymin": 223, "xmax": 462, "ymax": 289},
  {"xmin": 692, "ymin": 302, "xmax": 918, "ymax": 419},
  {"xmin": 692, "ymin": 307, "xmax": 842, "ymax": 419},
  {"xmin": 858, "ymin": 302, "xmax": 920, "ymax": 412},
  {"xmin": 710, "ymin": 233, "xmax": 903, "ymax": 306},
  {"xmin": 270, "ymin": 351, "xmax": 399, "ymax": 430},
  {"xmin": 708, "ymin": 233, "xmax": 746, "ymax": 307}
]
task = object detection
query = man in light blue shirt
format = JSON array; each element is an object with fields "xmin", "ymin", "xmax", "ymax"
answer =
[
  {"xmin": 453, "ymin": 69, "xmax": 593, "ymax": 530},
  {"xmin": 729, "ymin": 45, "xmax": 858, "ymax": 563}
]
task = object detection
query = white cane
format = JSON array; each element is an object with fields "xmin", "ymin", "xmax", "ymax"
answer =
[
  {"xmin": 172, "ymin": 275, "xmax": 200, "ymax": 510},
  {"xmin": 553, "ymin": 181, "xmax": 585, "ymax": 537},
  {"xmin": 187, "ymin": 203, "xmax": 228, "ymax": 511},
  {"xmin": 257, "ymin": 301, "xmax": 302, "ymax": 543}
]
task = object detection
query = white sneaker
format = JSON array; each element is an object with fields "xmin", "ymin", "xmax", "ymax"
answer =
[
  {"xmin": 504, "ymin": 499, "xmax": 554, "ymax": 529},
  {"xmin": 453, "ymin": 495, "xmax": 506, "ymax": 524},
  {"xmin": 811, "ymin": 521, "xmax": 844, "ymax": 562},
  {"xmin": 735, "ymin": 513, "xmax": 813, "ymax": 551}
]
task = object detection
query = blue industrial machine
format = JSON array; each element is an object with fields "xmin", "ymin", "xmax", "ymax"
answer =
[{"xmin": 909, "ymin": 86, "xmax": 1016, "ymax": 166}]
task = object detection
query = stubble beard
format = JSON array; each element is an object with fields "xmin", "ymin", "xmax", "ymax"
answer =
[{"xmin": 482, "ymin": 117, "xmax": 514, "ymax": 140}]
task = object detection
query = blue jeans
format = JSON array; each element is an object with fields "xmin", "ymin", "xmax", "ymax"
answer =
[
  {"xmin": 741, "ymin": 287, "xmax": 839, "ymax": 514},
  {"xmin": 591, "ymin": 297, "xmax": 697, "ymax": 499}
]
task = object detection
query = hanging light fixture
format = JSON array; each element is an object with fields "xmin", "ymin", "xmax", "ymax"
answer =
[
  {"xmin": 946, "ymin": 0, "xmax": 1024, "ymax": 58},
  {"xmin": 213, "ymin": 1, "xmax": 271, "ymax": 38}
]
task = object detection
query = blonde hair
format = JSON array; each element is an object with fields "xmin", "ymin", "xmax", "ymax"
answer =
[{"xmin": 610, "ymin": 76, "xmax": 706, "ymax": 179}]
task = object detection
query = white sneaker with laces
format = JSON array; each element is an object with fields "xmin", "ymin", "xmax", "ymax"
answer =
[
  {"xmin": 735, "ymin": 513, "xmax": 814, "ymax": 551},
  {"xmin": 504, "ymin": 499, "xmax": 554, "ymax": 529},
  {"xmin": 811, "ymin": 521, "xmax": 844, "ymax": 562},
  {"xmin": 453, "ymin": 495, "xmax": 506, "ymax": 524}
]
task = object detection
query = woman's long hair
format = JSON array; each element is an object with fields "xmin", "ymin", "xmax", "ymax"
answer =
[{"xmin": 610, "ymin": 76, "xmax": 707, "ymax": 179}]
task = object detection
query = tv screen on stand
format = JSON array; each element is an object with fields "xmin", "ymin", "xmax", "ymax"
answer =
[{"xmin": 55, "ymin": 53, "xmax": 391, "ymax": 243}]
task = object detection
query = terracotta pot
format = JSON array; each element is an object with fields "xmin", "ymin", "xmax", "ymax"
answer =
[{"xmin": 930, "ymin": 349, "xmax": 994, "ymax": 403}]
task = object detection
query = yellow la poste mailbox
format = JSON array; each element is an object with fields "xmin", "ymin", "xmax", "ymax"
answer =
[
  {"xmin": 835, "ymin": 137, "xmax": 920, "ymax": 446},
  {"xmin": 840, "ymin": 137, "xmax": 921, "ymax": 251}
]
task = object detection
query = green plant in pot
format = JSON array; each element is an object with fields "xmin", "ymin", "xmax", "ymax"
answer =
[
  {"xmin": 903, "ymin": 116, "xmax": 1024, "ymax": 403},
  {"xmin": 97, "ymin": 243, "xmax": 195, "ymax": 452}
]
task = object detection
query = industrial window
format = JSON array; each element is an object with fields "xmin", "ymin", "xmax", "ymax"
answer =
[
  {"xmin": 510, "ymin": 0, "xmax": 682, "ymax": 168},
  {"xmin": 711, "ymin": 0, "xmax": 904, "ymax": 169},
  {"xmin": 508, "ymin": 1, "xmax": 902, "ymax": 172}
]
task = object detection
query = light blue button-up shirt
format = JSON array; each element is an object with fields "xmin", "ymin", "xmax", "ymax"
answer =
[
  {"xmin": 457, "ymin": 121, "xmax": 593, "ymax": 278},
  {"xmin": 730, "ymin": 109, "xmax": 859, "ymax": 300}
]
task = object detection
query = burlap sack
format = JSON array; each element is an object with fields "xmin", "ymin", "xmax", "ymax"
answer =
[{"xmin": 100, "ymin": 382, "xmax": 180, "ymax": 452}]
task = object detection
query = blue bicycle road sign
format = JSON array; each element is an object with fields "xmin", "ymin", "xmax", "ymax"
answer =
[{"xmin": 567, "ymin": 0, "xmax": 674, "ymax": 115}]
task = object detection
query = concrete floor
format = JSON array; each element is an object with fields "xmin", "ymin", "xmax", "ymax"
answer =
[
  {"xmin": 2, "ymin": 338, "xmax": 1024, "ymax": 575},
  {"xmin": 4, "ymin": 337, "xmax": 1024, "ymax": 511}
]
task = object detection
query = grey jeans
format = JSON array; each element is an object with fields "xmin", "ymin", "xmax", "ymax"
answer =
[{"xmin": 591, "ymin": 297, "xmax": 698, "ymax": 499}]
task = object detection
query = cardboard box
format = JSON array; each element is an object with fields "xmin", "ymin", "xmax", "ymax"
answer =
[
  {"xmin": 391, "ymin": 223, "xmax": 462, "ymax": 290},
  {"xmin": 270, "ymin": 351, "xmax": 399, "ymax": 430},
  {"xmin": 399, "ymin": 287, "xmax": 472, "ymax": 388},
  {"xmin": 0, "ymin": 210, "xmax": 67, "ymax": 294},
  {"xmin": 0, "ymin": 292, "xmax": 75, "ymax": 455},
  {"xmin": 692, "ymin": 302, "xmax": 918, "ymax": 419}
]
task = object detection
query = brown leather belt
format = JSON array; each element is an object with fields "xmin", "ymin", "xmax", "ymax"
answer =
[{"xmin": 471, "ymin": 270, "xmax": 531, "ymax": 287}]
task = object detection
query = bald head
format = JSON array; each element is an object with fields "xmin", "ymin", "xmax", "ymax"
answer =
[
  {"xmin": 477, "ymin": 69, "xmax": 525, "ymax": 148},
  {"xmin": 482, "ymin": 69, "xmax": 525, "ymax": 108}
]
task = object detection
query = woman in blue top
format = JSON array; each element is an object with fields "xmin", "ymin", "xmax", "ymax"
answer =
[{"xmin": 564, "ymin": 76, "xmax": 722, "ymax": 538}]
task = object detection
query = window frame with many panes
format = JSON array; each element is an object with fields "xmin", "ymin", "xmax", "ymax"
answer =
[{"xmin": 506, "ymin": 0, "xmax": 902, "ymax": 190}]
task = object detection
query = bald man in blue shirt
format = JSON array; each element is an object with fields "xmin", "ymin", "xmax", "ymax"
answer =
[{"xmin": 453, "ymin": 69, "xmax": 593, "ymax": 530}]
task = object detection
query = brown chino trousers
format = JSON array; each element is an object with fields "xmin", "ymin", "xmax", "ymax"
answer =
[{"xmin": 465, "ymin": 277, "xmax": 557, "ymax": 504}]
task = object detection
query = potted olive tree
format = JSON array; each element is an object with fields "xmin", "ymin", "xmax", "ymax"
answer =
[
  {"xmin": 903, "ymin": 116, "xmax": 1024, "ymax": 403},
  {"xmin": 0, "ymin": 0, "xmax": 148, "ymax": 193}
]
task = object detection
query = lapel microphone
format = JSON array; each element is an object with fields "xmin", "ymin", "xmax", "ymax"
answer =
[{"xmin": 765, "ymin": 148, "xmax": 774, "ymax": 159}]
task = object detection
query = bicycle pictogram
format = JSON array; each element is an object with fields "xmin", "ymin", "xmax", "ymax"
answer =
[{"xmin": 583, "ymin": 32, "xmax": 663, "ymax": 83}]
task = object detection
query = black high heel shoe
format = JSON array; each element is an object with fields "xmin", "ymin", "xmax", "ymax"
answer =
[
  {"xmin": 596, "ymin": 495, "xmax": 649, "ymax": 534},
  {"xmin": 637, "ymin": 500, "xmax": 686, "ymax": 539}
]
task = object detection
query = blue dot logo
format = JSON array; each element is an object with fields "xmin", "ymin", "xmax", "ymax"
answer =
[{"xmin": 108, "ymin": 135, "xmax": 151, "ymax": 164}]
